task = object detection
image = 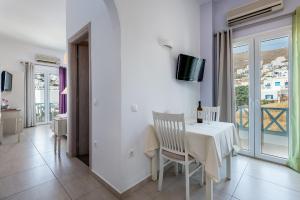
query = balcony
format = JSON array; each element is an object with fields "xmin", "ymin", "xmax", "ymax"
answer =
[
  {"xmin": 35, "ymin": 103, "xmax": 59, "ymax": 124},
  {"xmin": 236, "ymin": 106, "xmax": 289, "ymax": 158}
]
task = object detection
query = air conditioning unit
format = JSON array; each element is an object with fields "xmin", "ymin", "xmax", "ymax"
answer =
[
  {"xmin": 35, "ymin": 54, "xmax": 61, "ymax": 65},
  {"xmin": 227, "ymin": 0, "xmax": 284, "ymax": 27}
]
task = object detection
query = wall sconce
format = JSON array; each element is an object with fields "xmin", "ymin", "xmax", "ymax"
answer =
[{"xmin": 158, "ymin": 38, "xmax": 173, "ymax": 49}]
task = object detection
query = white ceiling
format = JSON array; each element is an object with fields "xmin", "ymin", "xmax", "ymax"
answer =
[{"xmin": 0, "ymin": 0, "xmax": 66, "ymax": 51}]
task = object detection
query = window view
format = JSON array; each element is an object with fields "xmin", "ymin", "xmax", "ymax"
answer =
[
  {"xmin": 260, "ymin": 36, "xmax": 289, "ymax": 158},
  {"xmin": 233, "ymin": 44, "xmax": 250, "ymax": 151},
  {"xmin": 34, "ymin": 68, "xmax": 59, "ymax": 124},
  {"xmin": 233, "ymin": 30, "xmax": 290, "ymax": 161},
  {"xmin": 49, "ymin": 74, "xmax": 59, "ymax": 121},
  {"xmin": 34, "ymin": 73, "xmax": 46, "ymax": 123}
]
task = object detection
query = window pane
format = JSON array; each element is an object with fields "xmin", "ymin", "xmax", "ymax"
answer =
[
  {"xmin": 233, "ymin": 43, "xmax": 250, "ymax": 151},
  {"xmin": 34, "ymin": 73, "xmax": 45, "ymax": 123},
  {"xmin": 260, "ymin": 36, "xmax": 289, "ymax": 158},
  {"xmin": 49, "ymin": 74, "xmax": 59, "ymax": 121}
]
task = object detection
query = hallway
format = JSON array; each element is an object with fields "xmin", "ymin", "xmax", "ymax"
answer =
[{"xmin": 0, "ymin": 125, "xmax": 116, "ymax": 200}]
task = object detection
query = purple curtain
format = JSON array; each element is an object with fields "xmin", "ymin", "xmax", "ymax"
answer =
[{"xmin": 59, "ymin": 67, "xmax": 67, "ymax": 114}]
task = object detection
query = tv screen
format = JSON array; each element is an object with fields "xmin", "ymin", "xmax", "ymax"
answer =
[
  {"xmin": 176, "ymin": 54, "xmax": 205, "ymax": 82},
  {"xmin": 1, "ymin": 71, "xmax": 12, "ymax": 92}
]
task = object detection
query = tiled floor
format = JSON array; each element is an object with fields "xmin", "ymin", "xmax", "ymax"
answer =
[{"xmin": 1, "ymin": 125, "xmax": 300, "ymax": 200}]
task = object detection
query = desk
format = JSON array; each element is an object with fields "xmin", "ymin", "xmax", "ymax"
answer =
[
  {"xmin": 145, "ymin": 121, "xmax": 239, "ymax": 200},
  {"xmin": 1, "ymin": 109, "xmax": 23, "ymax": 143}
]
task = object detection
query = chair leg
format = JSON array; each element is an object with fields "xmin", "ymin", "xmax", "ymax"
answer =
[
  {"xmin": 182, "ymin": 164, "xmax": 185, "ymax": 174},
  {"xmin": 185, "ymin": 162, "xmax": 190, "ymax": 200},
  {"xmin": 54, "ymin": 135, "xmax": 57, "ymax": 153},
  {"xmin": 174, "ymin": 163, "xmax": 179, "ymax": 176},
  {"xmin": 201, "ymin": 165, "xmax": 205, "ymax": 186},
  {"xmin": 17, "ymin": 133, "xmax": 20, "ymax": 143},
  {"xmin": 202, "ymin": 165, "xmax": 206, "ymax": 184},
  {"xmin": 58, "ymin": 136, "xmax": 61, "ymax": 156},
  {"xmin": 158, "ymin": 155, "xmax": 164, "ymax": 191}
]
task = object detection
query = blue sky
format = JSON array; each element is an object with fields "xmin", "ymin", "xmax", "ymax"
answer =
[{"xmin": 233, "ymin": 36, "xmax": 288, "ymax": 54}]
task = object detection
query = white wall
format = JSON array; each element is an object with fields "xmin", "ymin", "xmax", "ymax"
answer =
[
  {"xmin": 200, "ymin": 0, "xmax": 300, "ymax": 106},
  {"xmin": 67, "ymin": 0, "xmax": 201, "ymax": 193},
  {"xmin": 66, "ymin": 0, "xmax": 123, "ymax": 191},
  {"xmin": 115, "ymin": 0, "xmax": 201, "ymax": 192},
  {"xmin": 200, "ymin": 2, "xmax": 214, "ymax": 106},
  {"xmin": 0, "ymin": 34, "xmax": 64, "ymax": 121}
]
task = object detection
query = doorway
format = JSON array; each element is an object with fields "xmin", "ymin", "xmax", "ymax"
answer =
[
  {"xmin": 233, "ymin": 27, "xmax": 291, "ymax": 164},
  {"xmin": 68, "ymin": 24, "xmax": 91, "ymax": 167},
  {"xmin": 34, "ymin": 66, "xmax": 59, "ymax": 124}
]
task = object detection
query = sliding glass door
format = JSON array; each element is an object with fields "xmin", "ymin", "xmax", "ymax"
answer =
[
  {"xmin": 49, "ymin": 74, "xmax": 59, "ymax": 121},
  {"xmin": 34, "ymin": 66, "xmax": 59, "ymax": 124},
  {"xmin": 233, "ymin": 28, "xmax": 291, "ymax": 163},
  {"xmin": 34, "ymin": 73, "xmax": 46, "ymax": 123},
  {"xmin": 233, "ymin": 41, "xmax": 254, "ymax": 156}
]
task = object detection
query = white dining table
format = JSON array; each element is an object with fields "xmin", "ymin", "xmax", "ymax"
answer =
[{"xmin": 144, "ymin": 121, "xmax": 239, "ymax": 200}]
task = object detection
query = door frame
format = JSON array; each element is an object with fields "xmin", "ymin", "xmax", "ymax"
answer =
[
  {"xmin": 233, "ymin": 26, "xmax": 292, "ymax": 164},
  {"xmin": 232, "ymin": 38, "xmax": 255, "ymax": 157},
  {"xmin": 67, "ymin": 23, "xmax": 92, "ymax": 167},
  {"xmin": 34, "ymin": 65, "xmax": 59, "ymax": 125},
  {"xmin": 254, "ymin": 27, "xmax": 292, "ymax": 164}
]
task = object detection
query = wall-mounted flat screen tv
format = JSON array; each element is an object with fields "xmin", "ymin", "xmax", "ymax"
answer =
[
  {"xmin": 176, "ymin": 54, "xmax": 205, "ymax": 82},
  {"xmin": 1, "ymin": 71, "xmax": 13, "ymax": 92}
]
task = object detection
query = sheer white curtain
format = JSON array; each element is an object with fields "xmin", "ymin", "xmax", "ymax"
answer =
[
  {"xmin": 24, "ymin": 62, "xmax": 36, "ymax": 127},
  {"xmin": 214, "ymin": 29, "xmax": 235, "ymax": 122}
]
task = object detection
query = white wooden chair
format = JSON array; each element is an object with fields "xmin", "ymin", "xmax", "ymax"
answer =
[
  {"xmin": 202, "ymin": 106, "xmax": 220, "ymax": 122},
  {"xmin": 153, "ymin": 112, "xmax": 202, "ymax": 200}
]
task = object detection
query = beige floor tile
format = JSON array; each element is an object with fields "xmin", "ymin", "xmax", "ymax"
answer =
[
  {"xmin": 0, "ymin": 165, "xmax": 55, "ymax": 199},
  {"xmin": 0, "ymin": 154, "xmax": 45, "ymax": 178},
  {"xmin": 0, "ymin": 143, "xmax": 39, "ymax": 163},
  {"xmin": 76, "ymin": 187, "xmax": 119, "ymax": 200},
  {"xmin": 5, "ymin": 179, "xmax": 70, "ymax": 200},
  {"xmin": 123, "ymin": 190, "xmax": 152, "ymax": 200},
  {"xmin": 213, "ymin": 171, "xmax": 243, "ymax": 196},
  {"xmin": 244, "ymin": 158, "xmax": 300, "ymax": 192},
  {"xmin": 140, "ymin": 181, "xmax": 161, "ymax": 199},
  {"xmin": 233, "ymin": 174, "xmax": 300, "ymax": 200},
  {"xmin": 50, "ymin": 162, "xmax": 90, "ymax": 179},
  {"xmin": 59, "ymin": 172, "xmax": 102, "ymax": 199}
]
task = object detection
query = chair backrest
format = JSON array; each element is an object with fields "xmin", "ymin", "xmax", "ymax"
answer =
[
  {"xmin": 202, "ymin": 106, "xmax": 220, "ymax": 122},
  {"xmin": 152, "ymin": 112, "xmax": 186, "ymax": 154}
]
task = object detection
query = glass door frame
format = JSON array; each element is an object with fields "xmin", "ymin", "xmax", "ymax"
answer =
[
  {"xmin": 254, "ymin": 27, "xmax": 292, "ymax": 164},
  {"xmin": 233, "ymin": 26, "xmax": 292, "ymax": 164},
  {"xmin": 34, "ymin": 65, "xmax": 59, "ymax": 125},
  {"xmin": 233, "ymin": 38, "xmax": 255, "ymax": 158}
]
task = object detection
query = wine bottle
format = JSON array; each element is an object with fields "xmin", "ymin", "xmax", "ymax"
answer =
[{"xmin": 197, "ymin": 101, "xmax": 203, "ymax": 123}]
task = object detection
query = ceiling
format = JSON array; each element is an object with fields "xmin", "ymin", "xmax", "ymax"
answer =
[{"xmin": 0, "ymin": 0, "xmax": 66, "ymax": 51}]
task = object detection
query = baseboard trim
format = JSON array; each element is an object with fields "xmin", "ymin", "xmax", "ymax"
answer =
[
  {"xmin": 120, "ymin": 176, "xmax": 152, "ymax": 199},
  {"xmin": 90, "ymin": 171, "xmax": 122, "ymax": 199},
  {"xmin": 90, "ymin": 163, "xmax": 174, "ymax": 199},
  {"xmin": 90, "ymin": 170, "xmax": 152, "ymax": 199}
]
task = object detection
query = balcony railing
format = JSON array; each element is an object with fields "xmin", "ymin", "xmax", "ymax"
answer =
[
  {"xmin": 236, "ymin": 105, "xmax": 289, "ymax": 137},
  {"xmin": 35, "ymin": 103, "xmax": 59, "ymax": 123}
]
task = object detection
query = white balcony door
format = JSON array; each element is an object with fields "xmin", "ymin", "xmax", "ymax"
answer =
[
  {"xmin": 233, "ymin": 27, "xmax": 291, "ymax": 164},
  {"xmin": 34, "ymin": 66, "xmax": 59, "ymax": 124}
]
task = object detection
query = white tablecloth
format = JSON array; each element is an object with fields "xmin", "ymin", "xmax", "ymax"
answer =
[{"xmin": 144, "ymin": 121, "xmax": 239, "ymax": 181}]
